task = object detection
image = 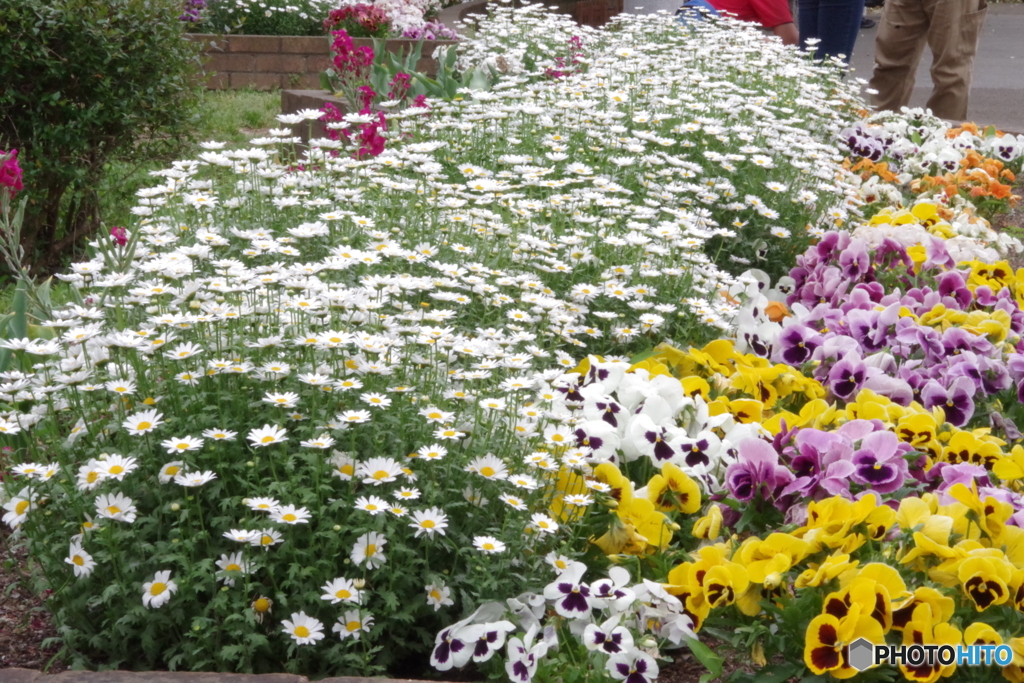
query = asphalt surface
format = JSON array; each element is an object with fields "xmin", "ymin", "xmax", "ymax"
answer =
[{"xmin": 622, "ymin": 1, "xmax": 1024, "ymax": 134}]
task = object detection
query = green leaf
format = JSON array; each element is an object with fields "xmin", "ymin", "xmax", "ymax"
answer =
[
  {"xmin": 11, "ymin": 279, "xmax": 29, "ymax": 339},
  {"xmin": 686, "ymin": 637, "xmax": 724, "ymax": 680},
  {"xmin": 468, "ymin": 67, "xmax": 490, "ymax": 91},
  {"xmin": 629, "ymin": 348, "xmax": 657, "ymax": 364}
]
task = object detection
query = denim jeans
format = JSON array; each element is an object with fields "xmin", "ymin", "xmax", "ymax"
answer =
[{"xmin": 798, "ymin": 0, "xmax": 866, "ymax": 63}]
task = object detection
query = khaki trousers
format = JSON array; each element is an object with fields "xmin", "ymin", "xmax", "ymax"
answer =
[{"xmin": 868, "ymin": 0, "xmax": 987, "ymax": 121}]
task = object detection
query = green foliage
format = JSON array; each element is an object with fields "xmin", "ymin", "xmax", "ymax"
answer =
[
  {"xmin": 0, "ymin": 0, "xmax": 204, "ymax": 273},
  {"xmin": 199, "ymin": 0, "xmax": 335, "ymax": 36}
]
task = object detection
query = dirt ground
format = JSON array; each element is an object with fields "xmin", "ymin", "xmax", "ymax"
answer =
[{"xmin": 0, "ymin": 529, "xmax": 66, "ymax": 672}]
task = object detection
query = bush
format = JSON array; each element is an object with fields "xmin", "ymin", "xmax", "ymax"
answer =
[
  {"xmin": 0, "ymin": 0, "xmax": 204, "ymax": 274},
  {"xmin": 199, "ymin": 0, "xmax": 337, "ymax": 36}
]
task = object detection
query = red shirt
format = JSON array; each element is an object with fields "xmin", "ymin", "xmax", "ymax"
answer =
[{"xmin": 707, "ymin": 0, "xmax": 793, "ymax": 28}]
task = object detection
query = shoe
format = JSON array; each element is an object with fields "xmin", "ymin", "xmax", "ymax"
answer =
[{"xmin": 861, "ymin": 17, "xmax": 877, "ymax": 28}]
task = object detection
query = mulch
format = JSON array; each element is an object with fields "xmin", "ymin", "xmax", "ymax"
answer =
[{"xmin": 0, "ymin": 529, "xmax": 66, "ymax": 672}]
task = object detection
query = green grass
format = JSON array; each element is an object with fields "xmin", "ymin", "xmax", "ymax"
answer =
[
  {"xmin": 95, "ymin": 88, "xmax": 282, "ymax": 231},
  {"xmin": 0, "ymin": 279, "xmax": 77, "ymax": 314},
  {"xmin": 1, "ymin": 89, "xmax": 282, "ymax": 305},
  {"xmin": 194, "ymin": 88, "xmax": 284, "ymax": 145}
]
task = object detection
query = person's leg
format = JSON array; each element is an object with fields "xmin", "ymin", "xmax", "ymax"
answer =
[
  {"xmin": 842, "ymin": 0, "xmax": 868, "ymax": 59},
  {"xmin": 868, "ymin": 0, "xmax": 930, "ymax": 113},
  {"xmin": 924, "ymin": 0, "xmax": 987, "ymax": 120},
  {"xmin": 797, "ymin": 0, "xmax": 820, "ymax": 55},
  {"xmin": 802, "ymin": 0, "xmax": 865, "ymax": 62}
]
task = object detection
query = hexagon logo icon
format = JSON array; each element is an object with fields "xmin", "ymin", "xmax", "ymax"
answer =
[{"xmin": 849, "ymin": 638, "xmax": 875, "ymax": 671}]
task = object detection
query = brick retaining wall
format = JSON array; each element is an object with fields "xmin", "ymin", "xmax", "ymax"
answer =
[
  {"xmin": 186, "ymin": 34, "xmax": 330, "ymax": 90},
  {"xmin": 186, "ymin": 34, "xmax": 457, "ymax": 91}
]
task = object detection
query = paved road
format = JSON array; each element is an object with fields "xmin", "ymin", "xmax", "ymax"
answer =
[{"xmin": 621, "ymin": 1, "xmax": 1024, "ymax": 134}]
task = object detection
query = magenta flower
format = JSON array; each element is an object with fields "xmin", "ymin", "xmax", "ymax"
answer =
[
  {"xmin": 0, "ymin": 150, "xmax": 24, "ymax": 194},
  {"xmin": 110, "ymin": 226, "xmax": 128, "ymax": 246}
]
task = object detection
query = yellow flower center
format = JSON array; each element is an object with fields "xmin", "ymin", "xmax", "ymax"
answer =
[
  {"xmin": 283, "ymin": 513, "xmax": 297, "ymax": 522},
  {"xmin": 150, "ymin": 582, "xmax": 166, "ymax": 596},
  {"xmin": 347, "ymin": 620, "xmax": 361, "ymax": 632},
  {"xmin": 480, "ymin": 466, "xmax": 496, "ymax": 477},
  {"xmin": 373, "ymin": 470, "xmax": 389, "ymax": 480},
  {"xmin": 365, "ymin": 544, "xmax": 377, "ymax": 556},
  {"xmin": 261, "ymin": 436, "xmax": 275, "ymax": 443},
  {"xmin": 87, "ymin": 472, "xmax": 100, "ymax": 483},
  {"xmin": 166, "ymin": 466, "xmax": 180, "ymax": 475},
  {"xmin": 109, "ymin": 465, "xmax": 124, "ymax": 475},
  {"xmin": 253, "ymin": 598, "xmax": 271, "ymax": 612},
  {"xmin": 430, "ymin": 590, "xmax": 441, "ymax": 600},
  {"xmin": 261, "ymin": 535, "xmax": 273, "ymax": 545},
  {"xmin": 72, "ymin": 555, "xmax": 85, "ymax": 566},
  {"xmin": 336, "ymin": 589, "xmax": 351, "ymax": 599},
  {"xmin": 226, "ymin": 564, "xmax": 241, "ymax": 572},
  {"xmin": 294, "ymin": 626, "xmax": 310, "ymax": 638},
  {"xmin": 421, "ymin": 520, "xmax": 436, "ymax": 528},
  {"xmin": 106, "ymin": 505, "xmax": 121, "ymax": 515},
  {"xmin": 136, "ymin": 421, "xmax": 151, "ymax": 431},
  {"xmin": 483, "ymin": 543, "xmax": 495, "ymax": 550}
]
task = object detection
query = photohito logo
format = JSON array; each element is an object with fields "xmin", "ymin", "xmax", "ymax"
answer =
[{"xmin": 848, "ymin": 639, "xmax": 1013, "ymax": 671}]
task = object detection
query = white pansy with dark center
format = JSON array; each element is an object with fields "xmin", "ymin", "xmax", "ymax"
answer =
[{"xmin": 542, "ymin": 561, "xmax": 592, "ymax": 619}]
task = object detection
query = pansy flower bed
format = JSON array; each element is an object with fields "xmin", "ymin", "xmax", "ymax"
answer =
[{"xmin": 3, "ymin": 2, "xmax": 1024, "ymax": 681}]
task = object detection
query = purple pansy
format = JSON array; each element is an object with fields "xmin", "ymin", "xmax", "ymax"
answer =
[
  {"xmin": 726, "ymin": 439, "xmax": 794, "ymax": 503},
  {"xmin": 921, "ymin": 377, "xmax": 976, "ymax": 427},
  {"xmin": 850, "ymin": 431, "xmax": 911, "ymax": 493}
]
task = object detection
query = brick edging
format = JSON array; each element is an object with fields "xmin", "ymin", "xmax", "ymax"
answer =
[{"xmin": 185, "ymin": 33, "xmax": 457, "ymax": 90}]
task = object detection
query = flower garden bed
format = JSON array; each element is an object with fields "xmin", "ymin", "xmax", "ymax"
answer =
[
  {"xmin": 4, "ymin": 4, "xmax": 1024, "ymax": 683},
  {"xmin": 438, "ymin": 0, "xmax": 625, "ymax": 29},
  {"xmin": 186, "ymin": 34, "xmax": 456, "ymax": 90}
]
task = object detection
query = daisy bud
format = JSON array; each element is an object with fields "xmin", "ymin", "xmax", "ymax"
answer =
[{"xmin": 171, "ymin": 503, "xmax": 180, "ymax": 511}]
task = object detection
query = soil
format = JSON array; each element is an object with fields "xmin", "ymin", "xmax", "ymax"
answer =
[{"xmin": 0, "ymin": 528, "xmax": 66, "ymax": 672}]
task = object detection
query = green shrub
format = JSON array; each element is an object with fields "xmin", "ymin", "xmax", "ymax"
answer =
[
  {"xmin": 0, "ymin": 0, "xmax": 204, "ymax": 274},
  {"xmin": 199, "ymin": 0, "xmax": 336, "ymax": 36}
]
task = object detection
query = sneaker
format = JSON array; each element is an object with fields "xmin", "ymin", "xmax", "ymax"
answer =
[{"xmin": 860, "ymin": 17, "xmax": 877, "ymax": 28}]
